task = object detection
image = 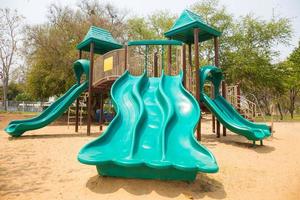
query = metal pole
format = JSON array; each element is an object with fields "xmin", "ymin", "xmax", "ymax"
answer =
[
  {"xmin": 168, "ymin": 45, "xmax": 172, "ymax": 75},
  {"xmin": 194, "ymin": 28, "xmax": 201, "ymax": 141},
  {"xmin": 182, "ymin": 44, "xmax": 186, "ymax": 87},
  {"xmin": 87, "ymin": 42, "xmax": 94, "ymax": 136},
  {"xmin": 75, "ymin": 50, "xmax": 82, "ymax": 133}
]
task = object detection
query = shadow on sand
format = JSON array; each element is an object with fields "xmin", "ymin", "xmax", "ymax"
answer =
[
  {"xmin": 86, "ymin": 173, "xmax": 226, "ymax": 199},
  {"xmin": 202, "ymin": 134, "xmax": 275, "ymax": 154},
  {"xmin": 7, "ymin": 132, "xmax": 100, "ymax": 140}
]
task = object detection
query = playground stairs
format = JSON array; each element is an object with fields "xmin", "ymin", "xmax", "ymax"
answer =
[{"xmin": 67, "ymin": 93, "xmax": 87, "ymax": 129}]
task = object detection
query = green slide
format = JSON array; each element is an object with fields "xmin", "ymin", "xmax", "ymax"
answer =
[
  {"xmin": 200, "ymin": 65, "xmax": 271, "ymax": 141},
  {"xmin": 4, "ymin": 59, "xmax": 90, "ymax": 137},
  {"xmin": 78, "ymin": 70, "xmax": 218, "ymax": 181}
]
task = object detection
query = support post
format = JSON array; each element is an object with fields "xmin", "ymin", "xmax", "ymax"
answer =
[
  {"xmin": 75, "ymin": 50, "xmax": 82, "ymax": 133},
  {"xmin": 188, "ymin": 44, "xmax": 192, "ymax": 91},
  {"xmin": 211, "ymin": 38, "xmax": 216, "ymax": 133},
  {"xmin": 214, "ymin": 37, "xmax": 222, "ymax": 137},
  {"xmin": 124, "ymin": 45, "xmax": 128, "ymax": 71},
  {"xmin": 182, "ymin": 44, "xmax": 186, "ymax": 87},
  {"xmin": 154, "ymin": 51, "xmax": 158, "ymax": 77},
  {"xmin": 87, "ymin": 42, "xmax": 94, "ymax": 136},
  {"xmin": 161, "ymin": 45, "xmax": 165, "ymax": 71},
  {"xmin": 99, "ymin": 92, "xmax": 104, "ymax": 131},
  {"xmin": 222, "ymin": 81, "xmax": 227, "ymax": 136},
  {"xmin": 194, "ymin": 28, "xmax": 201, "ymax": 141},
  {"xmin": 167, "ymin": 45, "xmax": 172, "ymax": 75}
]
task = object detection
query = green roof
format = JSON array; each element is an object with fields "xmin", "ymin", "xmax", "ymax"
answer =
[
  {"xmin": 164, "ymin": 10, "xmax": 222, "ymax": 44},
  {"xmin": 128, "ymin": 40, "xmax": 183, "ymax": 46},
  {"xmin": 77, "ymin": 26, "xmax": 122, "ymax": 55}
]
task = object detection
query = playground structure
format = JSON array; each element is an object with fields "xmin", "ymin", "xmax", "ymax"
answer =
[{"xmin": 5, "ymin": 9, "xmax": 271, "ymax": 181}]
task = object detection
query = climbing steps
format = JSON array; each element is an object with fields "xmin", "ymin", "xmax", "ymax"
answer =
[{"xmin": 67, "ymin": 93, "xmax": 87, "ymax": 129}]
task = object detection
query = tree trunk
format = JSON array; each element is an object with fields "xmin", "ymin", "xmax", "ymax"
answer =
[
  {"xmin": 2, "ymin": 78, "xmax": 8, "ymax": 111},
  {"xmin": 262, "ymin": 97, "xmax": 271, "ymax": 116},
  {"xmin": 289, "ymin": 88, "xmax": 296, "ymax": 119},
  {"xmin": 277, "ymin": 103, "xmax": 283, "ymax": 120}
]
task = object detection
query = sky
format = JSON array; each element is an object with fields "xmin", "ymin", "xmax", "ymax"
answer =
[{"xmin": 2, "ymin": 0, "xmax": 300, "ymax": 61}]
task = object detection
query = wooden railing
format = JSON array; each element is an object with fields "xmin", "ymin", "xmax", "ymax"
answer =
[
  {"xmin": 226, "ymin": 85, "xmax": 265, "ymax": 120},
  {"xmin": 93, "ymin": 49, "xmax": 125, "ymax": 86}
]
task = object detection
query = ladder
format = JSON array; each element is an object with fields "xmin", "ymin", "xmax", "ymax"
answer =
[{"xmin": 67, "ymin": 93, "xmax": 87, "ymax": 129}]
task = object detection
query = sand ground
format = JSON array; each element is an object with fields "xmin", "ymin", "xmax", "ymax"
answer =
[{"xmin": 0, "ymin": 113, "xmax": 300, "ymax": 200}]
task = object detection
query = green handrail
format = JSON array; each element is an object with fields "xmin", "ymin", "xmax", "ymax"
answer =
[{"xmin": 128, "ymin": 40, "xmax": 183, "ymax": 46}]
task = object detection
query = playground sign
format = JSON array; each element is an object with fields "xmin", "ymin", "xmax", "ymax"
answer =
[{"xmin": 104, "ymin": 56, "xmax": 113, "ymax": 72}]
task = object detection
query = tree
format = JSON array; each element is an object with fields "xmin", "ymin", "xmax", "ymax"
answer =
[
  {"xmin": 0, "ymin": 8, "xmax": 23, "ymax": 110},
  {"xmin": 24, "ymin": 2, "xmax": 127, "ymax": 100},
  {"xmin": 284, "ymin": 41, "xmax": 300, "ymax": 118},
  {"xmin": 125, "ymin": 11, "xmax": 176, "ymax": 73},
  {"xmin": 191, "ymin": 0, "xmax": 235, "ymax": 65}
]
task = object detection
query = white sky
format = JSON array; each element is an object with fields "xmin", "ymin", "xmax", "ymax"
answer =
[{"xmin": 2, "ymin": 0, "xmax": 300, "ymax": 61}]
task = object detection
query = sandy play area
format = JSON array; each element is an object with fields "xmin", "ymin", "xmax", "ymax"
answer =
[{"xmin": 0, "ymin": 113, "xmax": 300, "ymax": 200}]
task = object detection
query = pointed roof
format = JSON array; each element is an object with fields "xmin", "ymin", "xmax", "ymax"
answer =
[
  {"xmin": 164, "ymin": 10, "xmax": 221, "ymax": 44},
  {"xmin": 77, "ymin": 26, "xmax": 122, "ymax": 55}
]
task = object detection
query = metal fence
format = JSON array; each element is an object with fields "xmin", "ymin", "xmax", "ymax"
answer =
[{"xmin": 0, "ymin": 101, "xmax": 50, "ymax": 112}]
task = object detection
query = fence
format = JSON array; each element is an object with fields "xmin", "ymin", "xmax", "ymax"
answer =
[{"xmin": 0, "ymin": 101, "xmax": 50, "ymax": 112}]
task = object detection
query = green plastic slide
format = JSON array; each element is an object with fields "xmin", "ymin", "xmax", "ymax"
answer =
[
  {"xmin": 78, "ymin": 70, "xmax": 218, "ymax": 181},
  {"xmin": 200, "ymin": 65, "xmax": 271, "ymax": 141},
  {"xmin": 5, "ymin": 59, "xmax": 90, "ymax": 137}
]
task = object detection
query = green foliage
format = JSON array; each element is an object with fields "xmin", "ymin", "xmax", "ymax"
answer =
[
  {"xmin": 24, "ymin": 1, "xmax": 127, "ymax": 100},
  {"xmin": 127, "ymin": 17, "xmax": 154, "ymax": 40},
  {"xmin": 191, "ymin": 0, "xmax": 292, "ymax": 115},
  {"xmin": 21, "ymin": 0, "xmax": 297, "ymax": 118},
  {"xmin": 7, "ymin": 82, "xmax": 23, "ymax": 100},
  {"xmin": 127, "ymin": 11, "xmax": 176, "ymax": 41},
  {"xmin": 15, "ymin": 93, "xmax": 33, "ymax": 101},
  {"xmin": 191, "ymin": 0, "xmax": 235, "ymax": 64},
  {"xmin": 282, "ymin": 41, "xmax": 300, "ymax": 118}
]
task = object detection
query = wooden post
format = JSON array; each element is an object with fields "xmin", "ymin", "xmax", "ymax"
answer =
[
  {"xmin": 188, "ymin": 44, "xmax": 192, "ymax": 92},
  {"xmin": 211, "ymin": 84, "xmax": 216, "ymax": 133},
  {"xmin": 87, "ymin": 42, "xmax": 94, "ymax": 136},
  {"xmin": 211, "ymin": 39, "xmax": 216, "ymax": 133},
  {"xmin": 221, "ymin": 81, "xmax": 227, "ymax": 136},
  {"xmin": 154, "ymin": 51, "xmax": 158, "ymax": 77},
  {"xmin": 182, "ymin": 44, "xmax": 186, "ymax": 87},
  {"xmin": 214, "ymin": 37, "xmax": 221, "ymax": 138},
  {"xmin": 194, "ymin": 28, "xmax": 201, "ymax": 141},
  {"xmin": 124, "ymin": 45, "xmax": 128, "ymax": 71},
  {"xmin": 167, "ymin": 45, "xmax": 172, "ymax": 75},
  {"xmin": 75, "ymin": 50, "xmax": 82, "ymax": 133},
  {"xmin": 99, "ymin": 92, "xmax": 104, "ymax": 131}
]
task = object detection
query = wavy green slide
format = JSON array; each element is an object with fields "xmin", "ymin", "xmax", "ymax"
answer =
[
  {"xmin": 5, "ymin": 59, "xmax": 90, "ymax": 137},
  {"xmin": 78, "ymin": 70, "xmax": 218, "ymax": 181},
  {"xmin": 200, "ymin": 65, "xmax": 271, "ymax": 142}
]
